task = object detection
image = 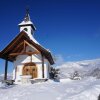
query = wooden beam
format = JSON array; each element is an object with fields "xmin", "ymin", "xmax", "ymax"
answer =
[
  {"xmin": 9, "ymin": 51, "xmax": 40, "ymax": 56},
  {"xmin": 16, "ymin": 47, "xmax": 23, "ymax": 53},
  {"xmin": 4, "ymin": 60, "xmax": 8, "ymax": 80},
  {"xmin": 41, "ymin": 54, "xmax": 44, "ymax": 78},
  {"xmin": 24, "ymin": 40, "xmax": 34, "ymax": 49},
  {"xmin": 11, "ymin": 41, "xmax": 24, "ymax": 53},
  {"xmin": 7, "ymin": 56, "xmax": 16, "ymax": 61},
  {"xmin": 2, "ymin": 33, "xmax": 25, "ymax": 55},
  {"xmin": 24, "ymin": 40, "xmax": 39, "ymax": 52},
  {"xmin": 24, "ymin": 40, "xmax": 26, "ymax": 52},
  {"xmin": 30, "ymin": 55, "xmax": 32, "ymax": 62}
]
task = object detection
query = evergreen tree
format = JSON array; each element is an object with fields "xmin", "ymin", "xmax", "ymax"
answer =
[{"xmin": 50, "ymin": 67, "xmax": 60, "ymax": 82}]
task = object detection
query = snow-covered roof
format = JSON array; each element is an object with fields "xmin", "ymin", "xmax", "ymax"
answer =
[
  {"xmin": 22, "ymin": 30, "xmax": 52, "ymax": 54},
  {"xmin": 0, "ymin": 31, "xmax": 54, "ymax": 64},
  {"xmin": 23, "ymin": 30, "xmax": 39, "ymax": 45},
  {"xmin": 18, "ymin": 10, "xmax": 36, "ymax": 31},
  {"xmin": 0, "ymin": 10, "xmax": 54, "ymax": 65},
  {"xmin": 18, "ymin": 20, "xmax": 33, "ymax": 25},
  {"xmin": 18, "ymin": 20, "xmax": 36, "ymax": 31}
]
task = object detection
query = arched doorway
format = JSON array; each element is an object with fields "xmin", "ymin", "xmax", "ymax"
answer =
[{"xmin": 22, "ymin": 63, "xmax": 37, "ymax": 78}]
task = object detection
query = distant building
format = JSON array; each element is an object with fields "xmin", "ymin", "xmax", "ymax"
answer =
[{"xmin": 0, "ymin": 10, "xmax": 54, "ymax": 84}]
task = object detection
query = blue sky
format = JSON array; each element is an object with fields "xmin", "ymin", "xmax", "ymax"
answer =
[{"xmin": 0, "ymin": 0, "xmax": 100, "ymax": 73}]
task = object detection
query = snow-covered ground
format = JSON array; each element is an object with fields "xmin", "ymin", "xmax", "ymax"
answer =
[
  {"xmin": 0, "ymin": 77, "xmax": 100, "ymax": 100},
  {"xmin": 0, "ymin": 73, "xmax": 12, "ymax": 82},
  {"xmin": 0, "ymin": 58, "xmax": 100, "ymax": 100}
]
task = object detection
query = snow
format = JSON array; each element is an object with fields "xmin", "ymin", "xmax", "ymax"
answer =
[
  {"xmin": 0, "ymin": 59, "xmax": 100, "ymax": 100},
  {"xmin": 59, "ymin": 58, "xmax": 100, "ymax": 79},
  {"xmin": 22, "ymin": 28, "xmax": 50, "ymax": 52},
  {"xmin": 0, "ymin": 73, "xmax": 12, "ymax": 81},
  {"xmin": 18, "ymin": 14, "xmax": 51, "ymax": 54},
  {"xmin": 24, "ymin": 30, "xmax": 53, "ymax": 56},
  {"xmin": 19, "ymin": 20, "xmax": 33, "ymax": 26},
  {"xmin": 24, "ymin": 30, "xmax": 40, "ymax": 45},
  {"xmin": 0, "ymin": 76, "xmax": 100, "ymax": 100},
  {"xmin": 19, "ymin": 20, "xmax": 32, "ymax": 25}
]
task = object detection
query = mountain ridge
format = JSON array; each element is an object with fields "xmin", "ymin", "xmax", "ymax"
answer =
[{"xmin": 58, "ymin": 58, "xmax": 100, "ymax": 79}]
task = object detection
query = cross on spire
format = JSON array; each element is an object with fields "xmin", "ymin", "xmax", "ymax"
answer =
[
  {"xmin": 18, "ymin": 8, "xmax": 36, "ymax": 33},
  {"xmin": 24, "ymin": 8, "xmax": 31, "ymax": 22}
]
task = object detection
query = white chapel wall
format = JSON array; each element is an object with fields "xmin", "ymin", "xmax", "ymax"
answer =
[{"xmin": 13, "ymin": 45, "xmax": 50, "ymax": 80}]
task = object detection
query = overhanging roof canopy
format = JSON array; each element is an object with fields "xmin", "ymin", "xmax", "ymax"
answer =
[{"xmin": 0, "ymin": 31, "xmax": 54, "ymax": 65}]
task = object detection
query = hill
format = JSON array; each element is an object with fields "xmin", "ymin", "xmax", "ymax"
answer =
[{"xmin": 58, "ymin": 58, "xmax": 100, "ymax": 79}]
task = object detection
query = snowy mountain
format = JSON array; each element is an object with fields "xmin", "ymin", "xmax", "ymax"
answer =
[{"xmin": 58, "ymin": 58, "xmax": 100, "ymax": 79}]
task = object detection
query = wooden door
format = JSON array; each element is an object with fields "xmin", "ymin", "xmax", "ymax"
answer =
[
  {"xmin": 23, "ymin": 65, "xmax": 37, "ymax": 78},
  {"xmin": 30, "ymin": 66, "xmax": 37, "ymax": 78}
]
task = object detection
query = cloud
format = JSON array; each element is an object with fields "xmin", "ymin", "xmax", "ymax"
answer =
[
  {"xmin": 53, "ymin": 54, "xmax": 81, "ymax": 66},
  {"xmin": 54, "ymin": 54, "xmax": 65, "ymax": 66},
  {"xmin": 66, "ymin": 54, "xmax": 81, "ymax": 59},
  {"xmin": 53, "ymin": 54, "xmax": 82, "ymax": 67}
]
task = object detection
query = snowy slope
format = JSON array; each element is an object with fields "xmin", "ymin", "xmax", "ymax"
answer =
[
  {"xmin": 58, "ymin": 58, "xmax": 100, "ymax": 79},
  {"xmin": 0, "ymin": 77, "xmax": 100, "ymax": 100},
  {"xmin": 0, "ymin": 59, "xmax": 100, "ymax": 100}
]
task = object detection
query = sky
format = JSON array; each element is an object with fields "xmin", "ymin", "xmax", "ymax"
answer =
[{"xmin": 0, "ymin": 0, "xmax": 100, "ymax": 73}]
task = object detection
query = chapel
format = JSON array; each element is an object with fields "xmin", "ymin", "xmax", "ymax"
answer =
[{"xmin": 0, "ymin": 10, "xmax": 54, "ymax": 84}]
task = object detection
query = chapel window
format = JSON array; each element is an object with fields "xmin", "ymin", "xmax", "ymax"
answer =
[{"xmin": 24, "ymin": 28, "xmax": 28, "ymax": 32}]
